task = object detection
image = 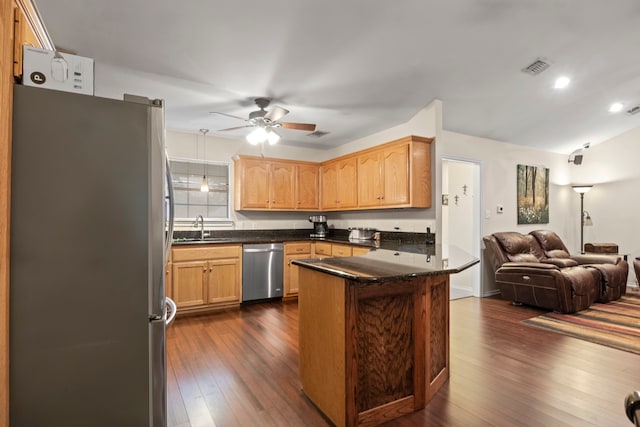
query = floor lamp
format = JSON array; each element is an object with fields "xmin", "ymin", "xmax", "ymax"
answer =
[{"xmin": 572, "ymin": 185, "xmax": 593, "ymax": 254}]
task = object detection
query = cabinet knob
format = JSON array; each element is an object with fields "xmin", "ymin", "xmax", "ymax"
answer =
[
  {"xmin": 376, "ymin": 196, "xmax": 381, "ymax": 200},
  {"xmin": 272, "ymin": 200, "xmax": 275, "ymax": 204},
  {"xmin": 209, "ymin": 267, "xmax": 213, "ymax": 272},
  {"xmin": 203, "ymin": 267, "xmax": 207, "ymax": 272},
  {"xmin": 381, "ymin": 196, "xmax": 384, "ymax": 200}
]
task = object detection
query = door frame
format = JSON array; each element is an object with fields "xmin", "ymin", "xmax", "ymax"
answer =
[{"xmin": 442, "ymin": 156, "xmax": 483, "ymax": 297}]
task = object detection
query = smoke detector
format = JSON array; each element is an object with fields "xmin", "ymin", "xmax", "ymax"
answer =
[{"xmin": 521, "ymin": 58, "xmax": 551, "ymax": 76}]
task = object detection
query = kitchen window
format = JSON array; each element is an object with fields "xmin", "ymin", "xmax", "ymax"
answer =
[{"xmin": 168, "ymin": 159, "xmax": 230, "ymax": 220}]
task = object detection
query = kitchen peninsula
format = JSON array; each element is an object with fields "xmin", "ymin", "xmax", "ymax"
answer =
[{"xmin": 293, "ymin": 246, "xmax": 477, "ymax": 427}]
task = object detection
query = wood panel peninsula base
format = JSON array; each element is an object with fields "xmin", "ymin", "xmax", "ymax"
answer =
[{"xmin": 295, "ymin": 247, "xmax": 477, "ymax": 427}]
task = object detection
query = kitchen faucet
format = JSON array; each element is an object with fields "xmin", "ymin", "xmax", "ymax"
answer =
[{"xmin": 193, "ymin": 215, "xmax": 205, "ymax": 240}]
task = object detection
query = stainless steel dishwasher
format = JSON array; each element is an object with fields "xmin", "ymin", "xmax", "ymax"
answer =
[{"xmin": 242, "ymin": 243, "xmax": 284, "ymax": 302}]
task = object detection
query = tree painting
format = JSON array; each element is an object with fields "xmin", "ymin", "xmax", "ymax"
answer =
[{"xmin": 517, "ymin": 164, "xmax": 549, "ymax": 224}]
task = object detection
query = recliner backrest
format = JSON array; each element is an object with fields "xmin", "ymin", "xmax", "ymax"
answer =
[
  {"xmin": 530, "ymin": 230, "xmax": 571, "ymax": 258},
  {"xmin": 492, "ymin": 232, "xmax": 545, "ymax": 262}
]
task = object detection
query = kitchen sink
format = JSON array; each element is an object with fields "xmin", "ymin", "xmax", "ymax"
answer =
[{"xmin": 172, "ymin": 237, "xmax": 233, "ymax": 244}]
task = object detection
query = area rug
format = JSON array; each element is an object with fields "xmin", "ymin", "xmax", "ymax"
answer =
[{"xmin": 522, "ymin": 294, "xmax": 640, "ymax": 355}]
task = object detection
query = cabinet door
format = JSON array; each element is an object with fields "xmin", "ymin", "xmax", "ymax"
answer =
[
  {"xmin": 357, "ymin": 152, "xmax": 382, "ymax": 207},
  {"xmin": 284, "ymin": 253, "xmax": 310, "ymax": 297},
  {"xmin": 337, "ymin": 157, "xmax": 358, "ymax": 208},
  {"xmin": 382, "ymin": 144, "xmax": 410, "ymax": 206},
  {"xmin": 270, "ymin": 162, "xmax": 296, "ymax": 209},
  {"xmin": 239, "ymin": 159, "xmax": 270, "ymax": 209},
  {"xmin": 321, "ymin": 162, "xmax": 338, "ymax": 209},
  {"xmin": 296, "ymin": 164, "xmax": 319, "ymax": 210},
  {"xmin": 207, "ymin": 258, "xmax": 241, "ymax": 304},
  {"xmin": 172, "ymin": 261, "xmax": 207, "ymax": 308}
]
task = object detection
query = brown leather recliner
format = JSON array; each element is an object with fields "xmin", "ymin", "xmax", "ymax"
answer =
[
  {"xmin": 530, "ymin": 230, "xmax": 629, "ymax": 303},
  {"xmin": 483, "ymin": 231, "xmax": 628, "ymax": 313},
  {"xmin": 484, "ymin": 232, "xmax": 600, "ymax": 313}
]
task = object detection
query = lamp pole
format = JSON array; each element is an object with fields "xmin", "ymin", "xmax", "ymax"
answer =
[
  {"xmin": 579, "ymin": 192, "xmax": 585, "ymax": 254},
  {"xmin": 572, "ymin": 185, "xmax": 593, "ymax": 254}
]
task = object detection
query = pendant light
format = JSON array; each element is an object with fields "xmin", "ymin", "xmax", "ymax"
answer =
[{"xmin": 199, "ymin": 129, "xmax": 209, "ymax": 192}]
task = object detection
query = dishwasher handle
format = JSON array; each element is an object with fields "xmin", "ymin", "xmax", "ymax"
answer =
[{"xmin": 243, "ymin": 248, "xmax": 284, "ymax": 253}]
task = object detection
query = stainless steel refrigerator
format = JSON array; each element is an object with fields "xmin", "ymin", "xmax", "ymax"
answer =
[{"xmin": 10, "ymin": 84, "xmax": 176, "ymax": 427}]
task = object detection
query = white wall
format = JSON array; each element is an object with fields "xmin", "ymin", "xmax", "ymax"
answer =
[{"xmin": 570, "ymin": 127, "xmax": 640, "ymax": 285}]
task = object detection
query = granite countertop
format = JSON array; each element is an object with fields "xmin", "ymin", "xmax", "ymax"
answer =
[
  {"xmin": 171, "ymin": 229, "xmax": 436, "ymax": 252},
  {"xmin": 292, "ymin": 245, "xmax": 478, "ymax": 283},
  {"xmin": 171, "ymin": 229, "xmax": 478, "ymax": 282}
]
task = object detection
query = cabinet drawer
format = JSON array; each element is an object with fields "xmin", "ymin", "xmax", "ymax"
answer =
[
  {"xmin": 331, "ymin": 244, "xmax": 352, "ymax": 257},
  {"xmin": 172, "ymin": 245, "xmax": 242, "ymax": 262},
  {"xmin": 285, "ymin": 242, "xmax": 312, "ymax": 255},
  {"xmin": 352, "ymin": 246, "xmax": 371, "ymax": 256},
  {"xmin": 314, "ymin": 242, "xmax": 332, "ymax": 256}
]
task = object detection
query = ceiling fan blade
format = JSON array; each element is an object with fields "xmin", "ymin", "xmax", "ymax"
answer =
[
  {"xmin": 279, "ymin": 122, "xmax": 317, "ymax": 132},
  {"xmin": 264, "ymin": 105, "xmax": 289, "ymax": 122},
  {"xmin": 218, "ymin": 125, "xmax": 253, "ymax": 131},
  {"xmin": 210, "ymin": 111, "xmax": 247, "ymax": 121}
]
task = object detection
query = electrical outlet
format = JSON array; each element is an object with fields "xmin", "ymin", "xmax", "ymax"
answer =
[{"xmin": 497, "ymin": 205, "xmax": 504, "ymax": 214}]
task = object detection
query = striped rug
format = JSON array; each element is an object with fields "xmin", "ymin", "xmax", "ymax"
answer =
[{"xmin": 522, "ymin": 294, "xmax": 640, "ymax": 355}]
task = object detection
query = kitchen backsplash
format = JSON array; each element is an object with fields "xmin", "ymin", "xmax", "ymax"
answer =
[{"xmin": 173, "ymin": 217, "xmax": 436, "ymax": 234}]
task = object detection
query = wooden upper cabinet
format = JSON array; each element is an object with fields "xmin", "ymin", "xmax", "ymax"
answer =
[
  {"xmin": 357, "ymin": 136, "xmax": 431, "ymax": 209},
  {"xmin": 269, "ymin": 161, "xmax": 295, "ymax": 209},
  {"xmin": 235, "ymin": 156, "xmax": 319, "ymax": 211},
  {"xmin": 236, "ymin": 158, "xmax": 270, "ymax": 209},
  {"xmin": 234, "ymin": 136, "xmax": 432, "ymax": 212},
  {"xmin": 337, "ymin": 157, "xmax": 358, "ymax": 208},
  {"xmin": 320, "ymin": 161, "xmax": 338, "ymax": 210},
  {"xmin": 357, "ymin": 151, "xmax": 383, "ymax": 207},
  {"xmin": 296, "ymin": 164, "xmax": 319, "ymax": 210},
  {"xmin": 321, "ymin": 157, "xmax": 357, "ymax": 210}
]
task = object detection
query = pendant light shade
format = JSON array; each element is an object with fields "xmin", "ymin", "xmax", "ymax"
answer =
[{"xmin": 199, "ymin": 129, "xmax": 209, "ymax": 192}]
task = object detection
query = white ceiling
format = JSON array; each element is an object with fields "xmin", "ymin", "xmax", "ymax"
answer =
[{"xmin": 35, "ymin": 0, "xmax": 640, "ymax": 153}]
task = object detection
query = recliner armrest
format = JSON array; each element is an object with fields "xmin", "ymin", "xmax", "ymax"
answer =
[
  {"xmin": 571, "ymin": 254, "xmax": 621, "ymax": 265},
  {"xmin": 500, "ymin": 262, "xmax": 559, "ymax": 270},
  {"xmin": 542, "ymin": 258, "xmax": 579, "ymax": 268}
]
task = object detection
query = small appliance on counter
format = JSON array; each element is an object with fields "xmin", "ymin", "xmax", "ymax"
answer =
[
  {"xmin": 348, "ymin": 227, "xmax": 378, "ymax": 241},
  {"xmin": 309, "ymin": 215, "xmax": 329, "ymax": 238},
  {"xmin": 22, "ymin": 46, "xmax": 94, "ymax": 95}
]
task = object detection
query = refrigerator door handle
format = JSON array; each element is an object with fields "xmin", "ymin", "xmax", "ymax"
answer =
[
  {"xmin": 164, "ymin": 156, "xmax": 175, "ymax": 266},
  {"xmin": 165, "ymin": 297, "xmax": 177, "ymax": 325}
]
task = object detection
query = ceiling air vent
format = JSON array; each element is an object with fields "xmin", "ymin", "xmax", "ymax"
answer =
[
  {"xmin": 627, "ymin": 105, "xmax": 640, "ymax": 115},
  {"xmin": 521, "ymin": 58, "xmax": 551, "ymax": 76},
  {"xmin": 307, "ymin": 130, "xmax": 329, "ymax": 138}
]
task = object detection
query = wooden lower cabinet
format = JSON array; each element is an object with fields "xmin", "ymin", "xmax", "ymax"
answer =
[
  {"xmin": 331, "ymin": 243, "xmax": 352, "ymax": 257},
  {"xmin": 283, "ymin": 242, "xmax": 312, "ymax": 299},
  {"xmin": 171, "ymin": 245, "xmax": 242, "ymax": 314},
  {"xmin": 314, "ymin": 241, "xmax": 332, "ymax": 257}
]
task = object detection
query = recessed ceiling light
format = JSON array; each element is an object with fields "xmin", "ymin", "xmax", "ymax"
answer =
[
  {"xmin": 554, "ymin": 76, "xmax": 571, "ymax": 89},
  {"xmin": 609, "ymin": 102, "xmax": 624, "ymax": 113}
]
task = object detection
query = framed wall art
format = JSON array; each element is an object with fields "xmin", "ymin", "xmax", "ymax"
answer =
[{"xmin": 517, "ymin": 164, "xmax": 549, "ymax": 224}]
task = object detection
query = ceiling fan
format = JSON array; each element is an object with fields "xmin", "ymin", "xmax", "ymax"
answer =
[{"xmin": 211, "ymin": 97, "xmax": 317, "ymax": 145}]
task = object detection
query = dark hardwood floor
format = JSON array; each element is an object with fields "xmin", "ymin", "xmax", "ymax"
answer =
[{"xmin": 167, "ymin": 295, "xmax": 640, "ymax": 427}]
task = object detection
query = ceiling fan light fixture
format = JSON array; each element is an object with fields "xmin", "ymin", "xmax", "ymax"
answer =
[
  {"xmin": 247, "ymin": 127, "xmax": 267, "ymax": 145},
  {"xmin": 267, "ymin": 129, "xmax": 280, "ymax": 145}
]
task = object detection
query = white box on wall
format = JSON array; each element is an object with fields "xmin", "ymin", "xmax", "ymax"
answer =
[{"xmin": 22, "ymin": 46, "xmax": 94, "ymax": 95}]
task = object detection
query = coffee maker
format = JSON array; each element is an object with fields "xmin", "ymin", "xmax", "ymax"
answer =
[{"xmin": 309, "ymin": 215, "xmax": 329, "ymax": 238}]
